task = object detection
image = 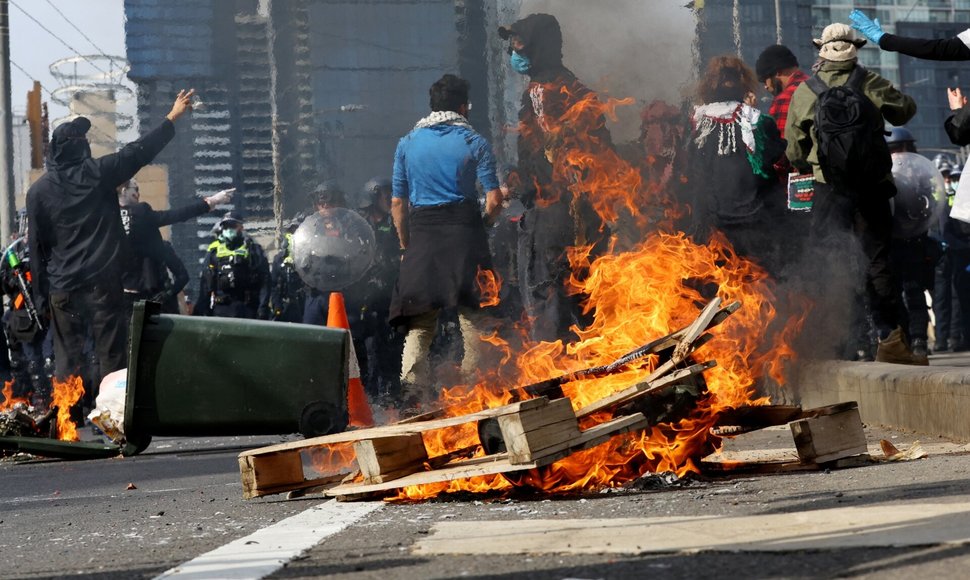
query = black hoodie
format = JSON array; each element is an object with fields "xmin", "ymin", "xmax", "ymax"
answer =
[
  {"xmin": 503, "ymin": 13, "xmax": 613, "ymax": 208},
  {"xmin": 26, "ymin": 119, "xmax": 175, "ymax": 311}
]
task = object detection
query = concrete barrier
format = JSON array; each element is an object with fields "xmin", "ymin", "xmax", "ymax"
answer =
[{"xmin": 795, "ymin": 361, "xmax": 970, "ymax": 440}]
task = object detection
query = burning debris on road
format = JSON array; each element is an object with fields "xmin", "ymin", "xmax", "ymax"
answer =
[{"xmin": 1, "ymin": 376, "xmax": 89, "ymax": 454}]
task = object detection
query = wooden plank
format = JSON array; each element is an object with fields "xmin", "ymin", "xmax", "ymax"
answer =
[
  {"xmin": 503, "ymin": 397, "xmax": 577, "ymax": 433},
  {"xmin": 672, "ymin": 297, "xmax": 722, "ymax": 363},
  {"xmin": 699, "ymin": 453, "xmax": 872, "ymax": 476},
  {"xmin": 530, "ymin": 413, "xmax": 648, "ymax": 467},
  {"xmin": 503, "ymin": 418, "xmax": 582, "ymax": 465},
  {"xmin": 247, "ymin": 473, "xmax": 348, "ymax": 499},
  {"xmin": 790, "ymin": 407, "xmax": 868, "ymax": 464},
  {"xmin": 354, "ymin": 433, "xmax": 428, "ymax": 484},
  {"xmin": 239, "ymin": 451, "xmax": 305, "ymax": 499},
  {"xmin": 577, "ymin": 360, "xmax": 716, "ymax": 418},
  {"xmin": 498, "ymin": 398, "xmax": 579, "ymax": 464},
  {"xmin": 325, "ymin": 453, "xmax": 533, "ymax": 497},
  {"xmin": 239, "ymin": 397, "xmax": 550, "ymax": 458},
  {"xmin": 325, "ymin": 413, "xmax": 648, "ymax": 498}
]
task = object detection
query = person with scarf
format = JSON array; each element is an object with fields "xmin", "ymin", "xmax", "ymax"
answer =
[
  {"xmin": 26, "ymin": 89, "xmax": 194, "ymax": 391},
  {"xmin": 389, "ymin": 74, "xmax": 503, "ymax": 407},
  {"xmin": 786, "ymin": 23, "xmax": 922, "ymax": 365},
  {"xmin": 685, "ymin": 55, "xmax": 786, "ymax": 273},
  {"xmin": 499, "ymin": 13, "xmax": 611, "ymax": 344}
]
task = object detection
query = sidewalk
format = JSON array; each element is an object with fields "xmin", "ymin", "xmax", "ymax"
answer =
[{"xmin": 796, "ymin": 352, "xmax": 970, "ymax": 440}]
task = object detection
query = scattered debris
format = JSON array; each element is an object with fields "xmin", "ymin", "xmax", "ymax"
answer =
[{"xmin": 880, "ymin": 439, "xmax": 927, "ymax": 462}]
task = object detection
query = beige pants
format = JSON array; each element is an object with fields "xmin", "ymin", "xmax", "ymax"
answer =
[{"xmin": 400, "ymin": 307, "xmax": 487, "ymax": 400}]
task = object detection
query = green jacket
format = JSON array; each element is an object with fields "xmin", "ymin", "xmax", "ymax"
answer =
[{"xmin": 785, "ymin": 60, "xmax": 917, "ymax": 184}]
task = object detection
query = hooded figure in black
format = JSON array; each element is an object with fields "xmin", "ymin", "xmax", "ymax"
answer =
[
  {"xmin": 26, "ymin": 89, "xmax": 194, "ymax": 387},
  {"xmin": 499, "ymin": 13, "xmax": 611, "ymax": 343}
]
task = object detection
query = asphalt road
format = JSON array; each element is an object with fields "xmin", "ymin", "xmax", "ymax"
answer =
[{"xmin": 3, "ymin": 424, "xmax": 970, "ymax": 579}]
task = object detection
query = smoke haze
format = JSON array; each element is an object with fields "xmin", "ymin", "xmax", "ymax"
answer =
[{"xmin": 518, "ymin": 0, "xmax": 696, "ymax": 142}]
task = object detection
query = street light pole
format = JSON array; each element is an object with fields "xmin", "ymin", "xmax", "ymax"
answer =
[{"xmin": 0, "ymin": 0, "xmax": 16, "ymax": 243}]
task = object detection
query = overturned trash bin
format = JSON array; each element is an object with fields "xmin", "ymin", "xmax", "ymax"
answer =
[{"xmin": 123, "ymin": 302, "xmax": 350, "ymax": 456}]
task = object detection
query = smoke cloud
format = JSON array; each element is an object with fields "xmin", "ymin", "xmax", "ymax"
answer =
[{"xmin": 518, "ymin": 0, "xmax": 696, "ymax": 142}]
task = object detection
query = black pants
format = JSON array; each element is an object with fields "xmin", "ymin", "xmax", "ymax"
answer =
[
  {"xmin": 49, "ymin": 282, "xmax": 127, "ymax": 390},
  {"xmin": 934, "ymin": 251, "xmax": 955, "ymax": 346},
  {"xmin": 213, "ymin": 300, "xmax": 257, "ymax": 319},
  {"xmin": 950, "ymin": 248, "xmax": 970, "ymax": 347},
  {"xmin": 810, "ymin": 181, "xmax": 903, "ymax": 338},
  {"xmin": 517, "ymin": 201, "xmax": 596, "ymax": 344},
  {"xmin": 890, "ymin": 236, "xmax": 934, "ymax": 342}
]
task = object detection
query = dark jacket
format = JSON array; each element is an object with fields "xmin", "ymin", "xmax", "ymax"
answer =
[
  {"xmin": 687, "ymin": 102, "xmax": 786, "ymax": 228},
  {"xmin": 269, "ymin": 233, "xmax": 307, "ymax": 322},
  {"xmin": 786, "ymin": 60, "xmax": 917, "ymax": 184},
  {"xmin": 121, "ymin": 199, "xmax": 209, "ymax": 294},
  {"xmin": 510, "ymin": 13, "xmax": 613, "ymax": 209},
  {"xmin": 880, "ymin": 32, "xmax": 970, "ymax": 61},
  {"xmin": 157, "ymin": 241, "xmax": 189, "ymax": 313},
  {"xmin": 26, "ymin": 120, "xmax": 175, "ymax": 312}
]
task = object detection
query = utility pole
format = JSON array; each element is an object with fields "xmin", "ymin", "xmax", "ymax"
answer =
[
  {"xmin": 265, "ymin": 0, "xmax": 284, "ymax": 240},
  {"xmin": 774, "ymin": 0, "xmax": 783, "ymax": 44},
  {"xmin": 0, "ymin": 0, "xmax": 15, "ymax": 243}
]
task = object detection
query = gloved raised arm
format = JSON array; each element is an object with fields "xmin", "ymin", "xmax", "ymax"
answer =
[{"xmin": 852, "ymin": 9, "xmax": 970, "ymax": 61}]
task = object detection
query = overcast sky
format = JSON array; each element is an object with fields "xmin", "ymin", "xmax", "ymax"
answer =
[{"xmin": 9, "ymin": 0, "xmax": 130, "ymax": 132}]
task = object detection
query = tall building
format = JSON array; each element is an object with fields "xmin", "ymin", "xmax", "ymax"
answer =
[
  {"xmin": 698, "ymin": 1, "xmax": 970, "ymax": 152},
  {"xmin": 124, "ymin": 0, "xmax": 492, "ymax": 297}
]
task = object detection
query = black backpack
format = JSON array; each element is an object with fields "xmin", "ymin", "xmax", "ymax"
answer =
[{"xmin": 806, "ymin": 66, "xmax": 891, "ymax": 191}]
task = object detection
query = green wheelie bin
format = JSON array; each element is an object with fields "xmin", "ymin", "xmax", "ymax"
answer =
[{"xmin": 122, "ymin": 301, "xmax": 349, "ymax": 455}]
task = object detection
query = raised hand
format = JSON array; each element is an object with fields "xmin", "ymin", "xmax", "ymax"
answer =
[
  {"xmin": 850, "ymin": 9, "xmax": 885, "ymax": 45},
  {"xmin": 166, "ymin": 89, "xmax": 196, "ymax": 122},
  {"xmin": 949, "ymin": 87, "xmax": 967, "ymax": 111}
]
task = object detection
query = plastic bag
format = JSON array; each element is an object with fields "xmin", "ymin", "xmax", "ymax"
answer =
[{"xmin": 87, "ymin": 369, "xmax": 127, "ymax": 444}]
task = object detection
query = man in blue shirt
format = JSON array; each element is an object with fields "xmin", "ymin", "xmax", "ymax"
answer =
[{"xmin": 390, "ymin": 74, "xmax": 504, "ymax": 407}]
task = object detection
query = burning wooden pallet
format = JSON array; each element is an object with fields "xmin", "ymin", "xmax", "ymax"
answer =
[
  {"xmin": 239, "ymin": 297, "xmax": 734, "ymax": 501},
  {"xmin": 703, "ymin": 401, "xmax": 871, "ymax": 474},
  {"xmin": 240, "ymin": 396, "xmax": 647, "ymax": 500}
]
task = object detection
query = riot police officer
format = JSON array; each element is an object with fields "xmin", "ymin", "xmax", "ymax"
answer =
[
  {"xmin": 353, "ymin": 177, "xmax": 402, "ymax": 401},
  {"xmin": 269, "ymin": 214, "xmax": 308, "ymax": 322},
  {"xmin": 887, "ymin": 128, "xmax": 944, "ymax": 360},
  {"xmin": 195, "ymin": 212, "xmax": 270, "ymax": 319}
]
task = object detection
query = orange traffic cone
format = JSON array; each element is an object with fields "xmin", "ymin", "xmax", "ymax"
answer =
[{"xmin": 327, "ymin": 292, "xmax": 374, "ymax": 427}]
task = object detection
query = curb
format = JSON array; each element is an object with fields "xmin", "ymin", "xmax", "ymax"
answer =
[{"xmin": 795, "ymin": 360, "xmax": 970, "ymax": 440}]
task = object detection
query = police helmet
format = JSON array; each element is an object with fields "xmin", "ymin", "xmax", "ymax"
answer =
[
  {"xmin": 359, "ymin": 177, "xmax": 392, "ymax": 208},
  {"xmin": 885, "ymin": 127, "xmax": 915, "ymax": 145},
  {"xmin": 952, "ymin": 166, "xmax": 963, "ymax": 180},
  {"xmin": 219, "ymin": 211, "xmax": 244, "ymax": 228},
  {"xmin": 939, "ymin": 161, "xmax": 953, "ymax": 177},
  {"xmin": 313, "ymin": 182, "xmax": 347, "ymax": 209}
]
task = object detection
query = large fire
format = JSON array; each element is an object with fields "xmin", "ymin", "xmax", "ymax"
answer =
[
  {"xmin": 51, "ymin": 376, "xmax": 85, "ymax": 441},
  {"xmin": 383, "ymin": 85, "xmax": 811, "ymax": 501}
]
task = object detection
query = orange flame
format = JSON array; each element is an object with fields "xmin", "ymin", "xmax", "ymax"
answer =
[
  {"xmin": 0, "ymin": 380, "xmax": 30, "ymax": 412},
  {"xmin": 476, "ymin": 267, "xmax": 502, "ymax": 308},
  {"xmin": 378, "ymin": 87, "xmax": 813, "ymax": 500},
  {"xmin": 51, "ymin": 376, "xmax": 85, "ymax": 441}
]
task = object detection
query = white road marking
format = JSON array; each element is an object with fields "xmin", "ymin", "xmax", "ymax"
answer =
[
  {"xmin": 155, "ymin": 500, "xmax": 382, "ymax": 580},
  {"xmin": 414, "ymin": 502, "xmax": 970, "ymax": 555}
]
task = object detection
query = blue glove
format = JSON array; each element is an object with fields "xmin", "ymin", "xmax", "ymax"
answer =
[{"xmin": 850, "ymin": 9, "xmax": 884, "ymax": 45}]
